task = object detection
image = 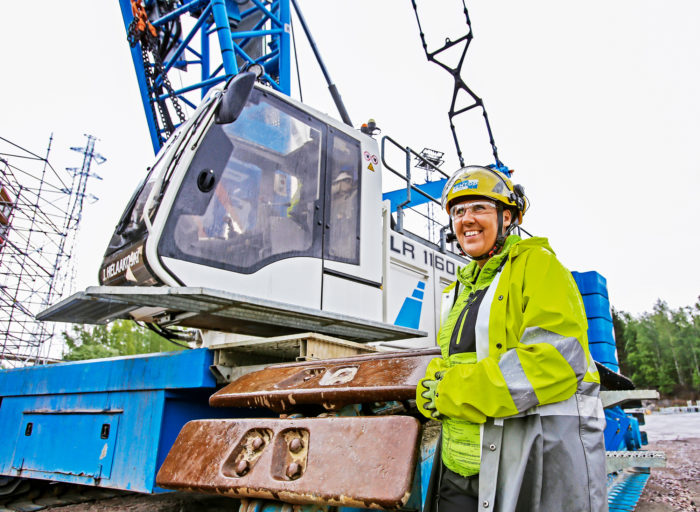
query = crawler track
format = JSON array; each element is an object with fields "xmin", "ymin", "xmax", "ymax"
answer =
[{"xmin": 608, "ymin": 470, "xmax": 651, "ymax": 511}]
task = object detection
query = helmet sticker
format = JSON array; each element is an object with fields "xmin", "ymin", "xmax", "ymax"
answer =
[
  {"xmin": 452, "ymin": 179, "xmax": 479, "ymax": 192},
  {"xmin": 491, "ymin": 181, "xmax": 506, "ymax": 193}
]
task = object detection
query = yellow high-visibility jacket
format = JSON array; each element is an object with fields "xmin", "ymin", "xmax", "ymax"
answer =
[{"xmin": 417, "ymin": 235, "xmax": 608, "ymax": 512}]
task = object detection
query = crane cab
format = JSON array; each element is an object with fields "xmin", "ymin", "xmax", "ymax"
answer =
[{"xmin": 101, "ymin": 77, "xmax": 384, "ymax": 323}]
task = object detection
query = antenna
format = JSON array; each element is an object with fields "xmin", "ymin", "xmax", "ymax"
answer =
[{"xmin": 415, "ymin": 148, "xmax": 445, "ymax": 242}]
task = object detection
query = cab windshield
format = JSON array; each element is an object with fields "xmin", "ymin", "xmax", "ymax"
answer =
[{"xmin": 159, "ymin": 89, "xmax": 324, "ymax": 273}]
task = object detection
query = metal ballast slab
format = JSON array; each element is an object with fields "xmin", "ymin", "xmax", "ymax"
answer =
[
  {"xmin": 606, "ymin": 451, "xmax": 666, "ymax": 473},
  {"xmin": 37, "ymin": 286, "xmax": 426, "ymax": 343}
]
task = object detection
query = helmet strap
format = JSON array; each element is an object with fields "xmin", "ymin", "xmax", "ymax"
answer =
[
  {"xmin": 445, "ymin": 219, "xmax": 466, "ymax": 255},
  {"xmin": 472, "ymin": 203, "xmax": 507, "ymax": 261}
]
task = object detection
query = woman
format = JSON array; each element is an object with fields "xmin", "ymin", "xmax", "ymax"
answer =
[{"xmin": 417, "ymin": 166, "xmax": 608, "ymax": 512}]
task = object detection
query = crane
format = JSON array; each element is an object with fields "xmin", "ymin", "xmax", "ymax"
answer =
[{"xmin": 0, "ymin": 2, "xmax": 665, "ymax": 511}]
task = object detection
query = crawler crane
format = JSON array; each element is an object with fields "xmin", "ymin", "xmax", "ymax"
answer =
[{"xmin": 0, "ymin": 1, "xmax": 663, "ymax": 510}]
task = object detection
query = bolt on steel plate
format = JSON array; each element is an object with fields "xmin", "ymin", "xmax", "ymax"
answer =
[{"xmin": 156, "ymin": 416, "xmax": 421, "ymax": 509}]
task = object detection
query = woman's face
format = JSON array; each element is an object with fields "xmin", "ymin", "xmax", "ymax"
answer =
[{"xmin": 452, "ymin": 199, "xmax": 511, "ymax": 261}]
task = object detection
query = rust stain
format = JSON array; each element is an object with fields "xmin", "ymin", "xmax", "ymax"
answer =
[
  {"xmin": 210, "ymin": 348, "xmax": 439, "ymax": 411},
  {"xmin": 156, "ymin": 416, "xmax": 420, "ymax": 509}
]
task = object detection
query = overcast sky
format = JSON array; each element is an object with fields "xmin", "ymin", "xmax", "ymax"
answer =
[{"xmin": 1, "ymin": 1, "xmax": 698, "ymax": 316}]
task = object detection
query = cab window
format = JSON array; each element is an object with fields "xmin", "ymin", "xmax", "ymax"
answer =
[
  {"xmin": 325, "ymin": 130, "xmax": 361, "ymax": 264},
  {"xmin": 159, "ymin": 89, "xmax": 324, "ymax": 274}
]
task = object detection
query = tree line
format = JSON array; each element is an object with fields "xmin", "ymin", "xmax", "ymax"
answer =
[
  {"xmin": 62, "ymin": 320, "xmax": 184, "ymax": 361},
  {"xmin": 613, "ymin": 299, "xmax": 700, "ymax": 397}
]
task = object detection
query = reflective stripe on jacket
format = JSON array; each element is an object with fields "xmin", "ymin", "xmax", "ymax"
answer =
[{"xmin": 421, "ymin": 235, "xmax": 608, "ymax": 512}]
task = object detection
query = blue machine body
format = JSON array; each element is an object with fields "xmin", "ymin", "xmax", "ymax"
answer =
[
  {"xmin": 572, "ymin": 270, "xmax": 620, "ymax": 372},
  {"xmin": 0, "ymin": 349, "xmax": 246, "ymax": 492},
  {"xmin": 625, "ymin": 416, "xmax": 643, "ymax": 450},
  {"xmin": 604, "ymin": 406, "xmax": 632, "ymax": 451},
  {"xmin": 603, "ymin": 406, "xmax": 644, "ymax": 452},
  {"xmin": 573, "ymin": 270, "xmax": 648, "ymax": 462}
]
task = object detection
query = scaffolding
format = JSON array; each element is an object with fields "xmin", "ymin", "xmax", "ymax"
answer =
[{"xmin": 0, "ymin": 134, "xmax": 104, "ymax": 368}]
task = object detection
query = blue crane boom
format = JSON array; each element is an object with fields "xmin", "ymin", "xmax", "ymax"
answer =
[{"xmin": 117, "ymin": 0, "xmax": 292, "ymax": 153}]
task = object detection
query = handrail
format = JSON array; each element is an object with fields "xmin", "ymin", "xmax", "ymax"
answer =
[{"xmin": 380, "ymin": 135, "xmax": 451, "ymax": 252}]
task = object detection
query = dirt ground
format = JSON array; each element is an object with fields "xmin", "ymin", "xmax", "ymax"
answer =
[
  {"xmin": 635, "ymin": 437, "xmax": 700, "ymax": 512},
  {"xmin": 634, "ymin": 411, "xmax": 700, "ymax": 512}
]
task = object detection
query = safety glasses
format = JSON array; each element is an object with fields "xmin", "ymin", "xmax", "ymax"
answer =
[{"xmin": 450, "ymin": 200, "xmax": 497, "ymax": 220}]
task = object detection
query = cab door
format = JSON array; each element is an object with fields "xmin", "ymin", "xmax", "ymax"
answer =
[{"xmin": 321, "ymin": 128, "xmax": 383, "ymax": 321}]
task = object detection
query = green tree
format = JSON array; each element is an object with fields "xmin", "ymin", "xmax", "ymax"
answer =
[
  {"xmin": 62, "ymin": 320, "xmax": 185, "ymax": 361},
  {"xmin": 624, "ymin": 314, "xmax": 670, "ymax": 392},
  {"xmin": 684, "ymin": 300, "xmax": 700, "ymax": 389},
  {"xmin": 617, "ymin": 297, "xmax": 700, "ymax": 396},
  {"xmin": 612, "ymin": 308, "xmax": 631, "ymax": 375},
  {"xmin": 62, "ymin": 325, "xmax": 120, "ymax": 361}
]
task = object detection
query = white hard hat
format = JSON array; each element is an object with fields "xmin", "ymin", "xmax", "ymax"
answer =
[{"xmin": 334, "ymin": 171, "xmax": 352, "ymax": 182}]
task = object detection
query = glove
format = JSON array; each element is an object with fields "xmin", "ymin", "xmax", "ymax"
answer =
[
  {"xmin": 419, "ymin": 372, "xmax": 443, "ymax": 419},
  {"xmin": 416, "ymin": 356, "xmax": 448, "ymax": 420}
]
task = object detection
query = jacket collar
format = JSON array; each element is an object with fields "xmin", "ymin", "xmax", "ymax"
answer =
[
  {"xmin": 458, "ymin": 235, "xmax": 521, "ymax": 288},
  {"xmin": 507, "ymin": 236, "xmax": 554, "ymax": 258},
  {"xmin": 456, "ymin": 235, "xmax": 554, "ymax": 288}
]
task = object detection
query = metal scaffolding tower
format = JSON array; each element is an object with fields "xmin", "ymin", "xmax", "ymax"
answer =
[{"xmin": 0, "ymin": 134, "xmax": 104, "ymax": 368}]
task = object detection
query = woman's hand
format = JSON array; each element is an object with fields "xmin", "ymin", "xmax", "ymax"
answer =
[{"xmin": 419, "ymin": 372, "xmax": 444, "ymax": 419}]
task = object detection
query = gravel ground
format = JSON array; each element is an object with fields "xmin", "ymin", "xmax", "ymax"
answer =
[{"xmin": 635, "ymin": 413, "xmax": 700, "ymax": 512}]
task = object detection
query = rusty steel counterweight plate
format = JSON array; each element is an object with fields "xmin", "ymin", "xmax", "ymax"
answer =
[
  {"xmin": 210, "ymin": 348, "xmax": 440, "ymax": 411},
  {"xmin": 156, "ymin": 416, "xmax": 421, "ymax": 509}
]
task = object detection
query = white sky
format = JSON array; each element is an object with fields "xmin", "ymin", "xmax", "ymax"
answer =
[{"xmin": 1, "ymin": 1, "xmax": 698, "ymax": 316}]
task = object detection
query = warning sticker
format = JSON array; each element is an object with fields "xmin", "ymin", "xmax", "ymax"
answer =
[
  {"xmin": 368, "ymin": 163, "xmax": 375, "ymax": 172},
  {"xmin": 363, "ymin": 151, "xmax": 371, "ymax": 161}
]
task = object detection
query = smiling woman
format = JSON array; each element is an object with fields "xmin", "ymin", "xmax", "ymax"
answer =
[
  {"xmin": 450, "ymin": 199, "xmax": 510, "ymax": 265},
  {"xmin": 417, "ymin": 165, "xmax": 609, "ymax": 512}
]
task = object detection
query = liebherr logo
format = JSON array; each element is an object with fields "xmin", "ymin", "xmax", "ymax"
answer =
[
  {"xmin": 102, "ymin": 247, "xmax": 142, "ymax": 281},
  {"xmin": 394, "ymin": 280, "xmax": 426, "ymax": 330}
]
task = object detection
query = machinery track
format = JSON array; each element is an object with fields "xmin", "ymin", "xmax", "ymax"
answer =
[
  {"xmin": 0, "ymin": 478, "xmax": 242, "ymax": 512},
  {"xmin": 608, "ymin": 470, "xmax": 651, "ymax": 511},
  {"xmin": 0, "ymin": 477, "xmax": 128, "ymax": 511}
]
